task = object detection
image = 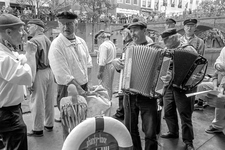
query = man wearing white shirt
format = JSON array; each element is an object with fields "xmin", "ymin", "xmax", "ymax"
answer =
[
  {"xmin": 48, "ymin": 11, "xmax": 92, "ymax": 138},
  {"xmin": 0, "ymin": 13, "xmax": 37, "ymax": 150},
  {"xmin": 95, "ymin": 30, "xmax": 117, "ymax": 99}
]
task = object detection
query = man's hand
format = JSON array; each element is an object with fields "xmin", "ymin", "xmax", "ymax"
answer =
[
  {"xmin": 27, "ymin": 85, "xmax": 34, "ymax": 94},
  {"xmin": 161, "ymin": 71, "xmax": 172, "ymax": 85},
  {"xmin": 215, "ymin": 64, "xmax": 225, "ymax": 72},
  {"xmin": 24, "ymin": 41, "xmax": 37, "ymax": 54},
  {"xmin": 112, "ymin": 58, "xmax": 124, "ymax": 70}
]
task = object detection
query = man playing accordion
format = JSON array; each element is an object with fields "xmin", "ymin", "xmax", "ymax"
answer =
[
  {"xmin": 160, "ymin": 28, "xmax": 202, "ymax": 150},
  {"xmin": 117, "ymin": 18, "xmax": 161, "ymax": 150}
]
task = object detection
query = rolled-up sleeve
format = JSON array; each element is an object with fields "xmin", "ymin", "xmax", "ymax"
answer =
[
  {"xmin": 98, "ymin": 45, "xmax": 107, "ymax": 66},
  {"xmin": 214, "ymin": 47, "xmax": 225, "ymax": 69}
]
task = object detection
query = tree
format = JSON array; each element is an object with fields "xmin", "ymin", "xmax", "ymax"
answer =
[
  {"xmin": 16, "ymin": 0, "xmax": 65, "ymax": 19},
  {"xmin": 76, "ymin": 0, "xmax": 117, "ymax": 52},
  {"xmin": 195, "ymin": 0, "xmax": 225, "ymax": 17}
]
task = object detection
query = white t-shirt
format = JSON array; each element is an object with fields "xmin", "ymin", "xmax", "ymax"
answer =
[{"xmin": 97, "ymin": 40, "xmax": 116, "ymax": 66}]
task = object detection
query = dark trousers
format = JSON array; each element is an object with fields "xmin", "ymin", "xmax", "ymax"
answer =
[
  {"xmin": 163, "ymin": 86, "xmax": 195, "ymax": 144},
  {"xmin": 114, "ymin": 95, "xmax": 124, "ymax": 117},
  {"xmin": 124, "ymin": 94, "xmax": 158, "ymax": 150},
  {"xmin": 0, "ymin": 104, "xmax": 28, "ymax": 150}
]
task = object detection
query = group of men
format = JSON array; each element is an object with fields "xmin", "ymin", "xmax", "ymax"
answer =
[
  {"xmin": 0, "ymin": 10, "xmax": 224, "ymax": 150},
  {"xmin": 0, "ymin": 11, "xmax": 93, "ymax": 150},
  {"xmin": 111, "ymin": 17, "xmax": 205, "ymax": 150}
]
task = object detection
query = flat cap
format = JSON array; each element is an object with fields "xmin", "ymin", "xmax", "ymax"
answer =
[
  {"xmin": 166, "ymin": 18, "xmax": 176, "ymax": 24},
  {"xmin": 56, "ymin": 11, "xmax": 78, "ymax": 20},
  {"xmin": 120, "ymin": 23, "xmax": 129, "ymax": 31},
  {"xmin": 128, "ymin": 18, "xmax": 147, "ymax": 29},
  {"xmin": 28, "ymin": 19, "xmax": 44, "ymax": 28},
  {"xmin": 183, "ymin": 19, "xmax": 197, "ymax": 25},
  {"xmin": 161, "ymin": 28, "xmax": 177, "ymax": 39},
  {"xmin": 0, "ymin": 13, "xmax": 25, "ymax": 27},
  {"xmin": 95, "ymin": 30, "xmax": 111, "ymax": 39}
]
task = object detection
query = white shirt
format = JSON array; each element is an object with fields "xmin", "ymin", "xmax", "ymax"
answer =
[
  {"xmin": 97, "ymin": 40, "xmax": 116, "ymax": 66},
  {"xmin": 48, "ymin": 33, "xmax": 93, "ymax": 85},
  {"xmin": 215, "ymin": 47, "xmax": 225, "ymax": 69},
  {"xmin": 0, "ymin": 43, "xmax": 32, "ymax": 107}
]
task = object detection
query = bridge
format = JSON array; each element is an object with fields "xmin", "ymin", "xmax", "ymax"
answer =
[{"xmin": 145, "ymin": 16, "xmax": 225, "ymax": 35}]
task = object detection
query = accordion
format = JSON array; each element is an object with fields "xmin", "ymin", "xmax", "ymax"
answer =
[
  {"xmin": 172, "ymin": 47, "xmax": 208, "ymax": 91},
  {"xmin": 122, "ymin": 45, "xmax": 172, "ymax": 98}
]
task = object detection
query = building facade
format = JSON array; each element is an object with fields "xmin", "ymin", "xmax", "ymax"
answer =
[
  {"xmin": 116, "ymin": 0, "xmax": 140, "ymax": 16},
  {"xmin": 114, "ymin": 0, "xmax": 205, "ymax": 17}
]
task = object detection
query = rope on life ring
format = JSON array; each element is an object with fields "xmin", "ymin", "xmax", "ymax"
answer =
[{"xmin": 62, "ymin": 116, "xmax": 133, "ymax": 150}]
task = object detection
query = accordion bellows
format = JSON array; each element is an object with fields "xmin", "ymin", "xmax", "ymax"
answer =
[
  {"xmin": 122, "ymin": 45, "xmax": 171, "ymax": 98},
  {"xmin": 172, "ymin": 48, "xmax": 208, "ymax": 90}
]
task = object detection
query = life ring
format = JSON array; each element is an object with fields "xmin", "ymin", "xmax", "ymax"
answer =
[{"xmin": 62, "ymin": 116, "xmax": 133, "ymax": 150}]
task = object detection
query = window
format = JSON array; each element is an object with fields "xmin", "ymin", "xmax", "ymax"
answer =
[
  {"xmin": 117, "ymin": 0, "xmax": 123, "ymax": 3},
  {"xmin": 163, "ymin": 0, "xmax": 167, "ymax": 6},
  {"xmin": 125, "ymin": 0, "xmax": 131, "ymax": 4},
  {"xmin": 178, "ymin": 0, "xmax": 182, "ymax": 8},
  {"xmin": 133, "ymin": 0, "xmax": 138, "ymax": 5},
  {"xmin": 171, "ymin": 0, "xmax": 175, "ymax": 7},
  {"xmin": 142, "ymin": 0, "xmax": 146, "ymax": 7},
  {"xmin": 147, "ymin": 0, "xmax": 151, "ymax": 8},
  {"xmin": 154, "ymin": 0, "xmax": 159, "ymax": 10}
]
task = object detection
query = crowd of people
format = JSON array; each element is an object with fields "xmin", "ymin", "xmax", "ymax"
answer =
[
  {"xmin": 0, "ymin": 5, "xmax": 55, "ymax": 21},
  {"xmin": 1, "ymin": 10, "xmax": 225, "ymax": 150},
  {"xmin": 2, "ymin": 4, "xmax": 225, "ymax": 25}
]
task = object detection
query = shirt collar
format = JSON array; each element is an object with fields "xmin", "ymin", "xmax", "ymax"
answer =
[
  {"xmin": 1, "ymin": 40, "xmax": 16, "ymax": 52},
  {"xmin": 184, "ymin": 34, "xmax": 196, "ymax": 41},
  {"xmin": 58, "ymin": 33, "xmax": 82, "ymax": 46},
  {"xmin": 0, "ymin": 42, "xmax": 18, "ymax": 59}
]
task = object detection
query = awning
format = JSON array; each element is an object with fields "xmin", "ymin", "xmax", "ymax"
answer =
[
  {"xmin": 141, "ymin": 7, "xmax": 153, "ymax": 13},
  {"xmin": 116, "ymin": 8, "xmax": 139, "ymax": 15}
]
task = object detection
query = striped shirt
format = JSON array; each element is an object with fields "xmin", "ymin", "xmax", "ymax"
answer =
[{"xmin": 48, "ymin": 33, "xmax": 92, "ymax": 86}]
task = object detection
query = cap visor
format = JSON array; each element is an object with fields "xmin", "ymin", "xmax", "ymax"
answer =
[{"xmin": 185, "ymin": 22, "xmax": 196, "ymax": 25}]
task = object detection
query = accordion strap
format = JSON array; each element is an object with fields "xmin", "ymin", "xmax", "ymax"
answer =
[{"xmin": 191, "ymin": 56, "xmax": 208, "ymax": 89}]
